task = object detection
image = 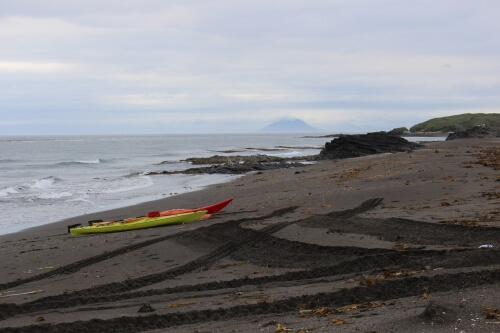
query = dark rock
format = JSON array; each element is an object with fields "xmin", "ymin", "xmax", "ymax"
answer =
[
  {"xmin": 152, "ymin": 132, "xmax": 426, "ymax": 176},
  {"xmin": 419, "ymin": 301, "xmax": 457, "ymax": 325},
  {"xmin": 138, "ymin": 303, "xmax": 155, "ymax": 313},
  {"xmin": 318, "ymin": 132, "xmax": 422, "ymax": 160},
  {"xmin": 446, "ymin": 125, "xmax": 500, "ymax": 140},
  {"xmin": 388, "ymin": 127, "xmax": 409, "ymax": 135},
  {"xmin": 148, "ymin": 133, "xmax": 422, "ymax": 176},
  {"xmin": 146, "ymin": 160, "xmax": 308, "ymax": 175},
  {"xmin": 185, "ymin": 154, "xmax": 286, "ymax": 165}
]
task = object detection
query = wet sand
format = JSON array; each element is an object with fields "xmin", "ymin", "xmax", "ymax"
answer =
[{"xmin": 0, "ymin": 138, "xmax": 499, "ymax": 332}]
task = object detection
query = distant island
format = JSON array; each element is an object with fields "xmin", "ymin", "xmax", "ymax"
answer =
[{"xmin": 258, "ymin": 118, "xmax": 321, "ymax": 133}]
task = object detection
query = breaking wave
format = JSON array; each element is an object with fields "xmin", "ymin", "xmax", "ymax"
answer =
[
  {"xmin": 27, "ymin": 176, "xmax": 60, "ymax": 190},
  {"xmin": 0, "ymin": 187, "xmax": 17, "ymax": 197},
  {"xmin": 102, "ymin": 175, "xmax": 154, "ymax": 194},
  {"xmin": 55, "ymin": 159, "xmax": 103, "ymax": 166}
]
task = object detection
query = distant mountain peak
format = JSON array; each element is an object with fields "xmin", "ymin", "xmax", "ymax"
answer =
[{"xmin": 258, "ymin": 118, "xmax": 321, "ymax": 133}]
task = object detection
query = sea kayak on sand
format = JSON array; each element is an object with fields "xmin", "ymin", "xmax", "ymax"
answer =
[
  {"xmin": 68, "ymin": 211, "xmax": 207, "ymax": 236},
  {"xmin": 159, "ymin": 198, "xmax": 233, "ymax": 216},
  {"xmin": 89, "ymin": 198, "xmax": 233, "ymax": 226}
]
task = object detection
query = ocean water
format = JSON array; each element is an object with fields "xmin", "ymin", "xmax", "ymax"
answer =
[{"xmin": 0, "ymin": 134, "xmax": 330, "ymax": 235}]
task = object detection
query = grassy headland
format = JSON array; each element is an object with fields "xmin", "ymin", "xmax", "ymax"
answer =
[{"xmin": 410, "ymin": 113, "xmax": 500, "ymax": 132}]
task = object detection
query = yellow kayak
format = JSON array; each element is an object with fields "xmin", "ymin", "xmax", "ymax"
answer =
[{"xmin": 68, "ymin": 210, "xmax": 207, "ymax": 235}]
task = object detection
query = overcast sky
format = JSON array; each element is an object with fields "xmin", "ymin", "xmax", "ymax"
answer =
[{"xmin": 0, "ymin": 0, "xmax": 499, "ymax": 135}]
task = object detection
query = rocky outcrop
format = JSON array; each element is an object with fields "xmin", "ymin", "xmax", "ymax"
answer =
[
  {"xmin": 149, "ymin": 133, "xmax": 424, "ymax": 175},
  {"xmin": 149, "ymin": 154, "xmax": 317, "ymax": 175},
  {"xmin": 446, "ymin": 125, "xmax": 500, "ymax": 140},
  {"xmin": 147, "ymin": 160, "xmax": 307, "ymax": 175},
  {"xmin": 318, "ymin": 132, "xmax": 422, "ymax": 160},
  {"xmin": 184, "ymin": 154, "xmax": 287, "ymax": 165}
]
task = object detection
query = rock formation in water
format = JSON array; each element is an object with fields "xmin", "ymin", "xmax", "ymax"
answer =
[{"xmin": 318, "ymin": 132, "xmax": 422, "ymax": 160}]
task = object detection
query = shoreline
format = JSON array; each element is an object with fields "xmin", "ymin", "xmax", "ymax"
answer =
[
  {"xmin": 0, "ymin": 174, "xmax": 246, "ymax": 241},
  {"xmin": 0, "ymin": 134, "xmax": 444, "ymax": 238},
  {"xmin": 0, "ymin": 133, "xmax": 329, "ymax": 237},
  {"xmin": 1, "ymin": 138, "xmax": 499, "ymax": 332},
  {"xmin": 0, "ymin": 173, "xmax": 242, "ymax": 238},
  {"xmin": 0, "ymin": 134, "xmax": 423, "ymax": 239}
]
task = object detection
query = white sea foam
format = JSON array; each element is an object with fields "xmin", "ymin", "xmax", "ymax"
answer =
[
  {"xmin": 29, "ymin": 176, "xmax": 58, "ymax": 189},
  {"xmin": 102, "ymin": 175, "xmax": 154, "ymax": 194},
  {"xmin": 0, "ymin": 187, "xmax": 17, "ymax": 197},
  {"xmin": 75, "ymin": 159, "xmax": 101, "ymax": 164},
  {"xmin": 67, "ymin": 194, "xmax": 95, "ymax": 207},
  {"xmin": 55, "ymin": 159, "xmax": 102, "ymax": 166},
  {"xmin": 37, "ymin": 191, "xmax": 73, "ymax": 200},
  {"xmin": 274, "ymin": 150, "xmax": 302, "ymax": 156}
]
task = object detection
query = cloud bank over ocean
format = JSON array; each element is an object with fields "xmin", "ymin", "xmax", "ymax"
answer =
[{"xmin": 0, "ymin": 1, "xmax": 499, "ymax": 134}]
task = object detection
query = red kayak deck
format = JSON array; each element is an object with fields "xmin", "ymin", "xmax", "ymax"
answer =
[
  {"xmin": 90, "ymin": 198, "xmax": 233, "ymax": 226},
  {"xmin": 159, "ymin": 198, "xmax": 233, "ymax": 216}
]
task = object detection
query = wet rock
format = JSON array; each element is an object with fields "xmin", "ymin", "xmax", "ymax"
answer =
[
  {"xmin": 147, "ymin": 160, "xmax": 308, "ymax": 175},
  {"xmin": 151, "ymin": 132, "xmax": 424, "ymax": 176},
  {"xmin": 149, "ymin": 153, "xmax": 318, "ymax": 176},
  {"xmin": 185, "ymin": 154, "xmax": 286, "ymax": 165},
  {"xmin": 318, "ymin": 132, "xmax": 422, "ymax": 160},
  {"xmin": 446, "ymin": 125, "xmax": 500, "ymax": 140}
]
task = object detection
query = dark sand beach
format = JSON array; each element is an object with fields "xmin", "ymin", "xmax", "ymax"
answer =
[{"xmin": 0, "ymin": 138, "xmax": 499, "ymax": 332}]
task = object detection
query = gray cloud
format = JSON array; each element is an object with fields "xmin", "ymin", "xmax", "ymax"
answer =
[{"xmin": 0, "ymin": 0, "xmax": 499, "ymax": 134}]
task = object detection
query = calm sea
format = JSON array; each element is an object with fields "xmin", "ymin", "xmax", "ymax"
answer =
[{"xmin": 0, "ymin": 133, "xmax": 444, "ymax": 235}]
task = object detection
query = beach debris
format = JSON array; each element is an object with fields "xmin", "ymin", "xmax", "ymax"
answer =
[
  {"xmin": 442, "ymin": 219, "xmax": 484, "ymax": 226},
  {"xmin": 349, "ymin": 269, "xmax": 426, "ymax": 287},
  {"xmin": 38, "ymin": 266, "xmax": 54, "ymax": 270},
  {"xmin": 299, "ymin": 302, "xmax": 385, "ymax": 317},
  {"xmin": 482, "ymin": 306, "xmax": 500, "ymax": 320},
  {"xmin": 420, "ymin": 286, "xmax": 431, "ymax": 299},
  {"xmin": 331, "ymin": 318, "xmax": 348, "ymax": 325},
  {"xmin": 138, "ymin": 303, "xmax": 155, "ymax": 313},
  {"xmin": 299, "ymin": 306, "xmax": 335, "ymax": 316},
  {"xmin": 472, "ymin": 146, "xmax": 500, "ymax": 170},
  {"xmin": 275, "ymin": 324, "xmax": 292, "ymax": 332},
  {"xmin": 393, "ymin": 242, "xmax": 426, "ymax": 251},
  {"xmin": 0, "ymin": 290, "xmax": 43, "ymax": 298},
  {"xmin": 169, "ymin": 301, "xmax": 196, "ymax": 308},
  {"xmin": 362, "ymin": 279, "xmax": 374, "ymax": 286},
  {"xmin": 482, "ymin": 191, "xmax": 500, "ymax": 199},
  {"xmin": 421, "ymin": 292, "xmax": 431, "ymax": 299},
  {"xmin": 478, "ymin": 244, "xmax": 494, "ymax": 249},
  {"xmin": 36, "ymin": 316, "xmax": 45, "ymax": 322}
]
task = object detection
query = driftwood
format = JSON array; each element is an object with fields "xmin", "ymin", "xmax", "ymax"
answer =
[{"xmin": 0, "ymin": 290, "xmax": 43, "ymax": 298}]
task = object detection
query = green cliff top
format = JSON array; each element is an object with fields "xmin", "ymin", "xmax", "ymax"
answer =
[{"xmin": 410, "ymin": 113, "xmax": 500, "ymax": 133}]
